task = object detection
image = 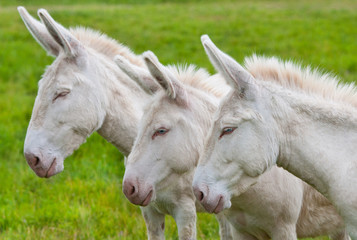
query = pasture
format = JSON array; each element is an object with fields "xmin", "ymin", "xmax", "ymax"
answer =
[{"xmin": 0, "ymin": 0, "xmax": 356, "ymax": 239}]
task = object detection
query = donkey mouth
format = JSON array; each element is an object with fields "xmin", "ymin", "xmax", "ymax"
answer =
[
  {"xmin": 140, "ymin": 190, "xmax": 153, "ymax": 206},
  {"xmin": 45, "ymin": 159, "xmax": 57, "ymax": 178},
  {"xmin": 212, "ymin": 196, "xmax": 224, "ymax": 214},
  {"xmin": 202, "ymin": 195, "xmax": 225, "ymax": 214}
]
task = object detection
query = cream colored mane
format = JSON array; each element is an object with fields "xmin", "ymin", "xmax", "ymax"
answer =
[
  {"xmin": 70, "ymin": 27, "xmax": 145, "ymax": 67},
  {"xmin": 69, "ymin": 28, "xmax": 357, "ymax": 107},
  {"xmin": 245, "ymin": 55, "xmax": 357, "ymax": 107},
  {"xmin": 70, "ymin": 27, "xmax": 230, "ymax": 99},
  {"xmin": 167, "ymin": 64, "xmax": 231, "ymax": 99}
]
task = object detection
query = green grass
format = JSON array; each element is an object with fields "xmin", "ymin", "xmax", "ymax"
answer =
[{"xmin": 0, "ymin": 0, "xmax": 356, "ymax": 239}]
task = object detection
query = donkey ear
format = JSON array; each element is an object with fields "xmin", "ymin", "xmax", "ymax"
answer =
[
  {"xmin": 201, "ymin": 35, "xmax": 256, "ymax": 98},
  {"xmin": 142, "ymin": 51, "xmax": 176, "ymax": 98},
  {"xmin": 18, "ymin": 6, "xmax": 60, "ymax": 57},
  {"xmin": 37, "ymin": 9, "xmax": 81, "ymax": 57},
  {"xmin": 143, "ymin": 51, "xmax": 188, "ymax": 105},
  {"xmin": 143, "ymin": 51, "xmax": 177, "ymax": 98},
  {"xmin": 114, "ymin": 54, "xmax": 159, "ymax": 95}
]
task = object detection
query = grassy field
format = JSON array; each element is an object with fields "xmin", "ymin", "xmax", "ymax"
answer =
[{"xmin": 0, "ymin": 0, "xmax": 356, "ymax": 239}]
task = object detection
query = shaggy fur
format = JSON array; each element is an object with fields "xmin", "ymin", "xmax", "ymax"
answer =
[
  {"xmin": 70, "ymin": 26, "xmax": 145, "ymax": 67},
  {"xmin": 244, "ymin": 54, "xmax": 357, "ymax": 107}
]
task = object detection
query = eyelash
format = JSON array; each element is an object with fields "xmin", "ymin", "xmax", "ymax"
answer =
[
  {"xmin": 152, "ymin": 128, "xmax": 169, "ymax": 140},
  {"xmin": 53, "ymin": 91, "xmax": 69, "ymax": 102},
  {"xmin": 219, "ymin": 127, "xmax": 237, "ymax": 139}
]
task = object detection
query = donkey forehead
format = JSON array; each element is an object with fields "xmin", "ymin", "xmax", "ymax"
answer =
[
  {"xmin": 213, "ymin": 93, "xmax": 240, "ymax": 119},
  {"xmin": 39, "ymin": 56, "xmax": 85, "ymax": 89},
  {"xmin": 224, "ymin": 88, "xmax": 258, "ymax": 111},
  {"xmin": 141, "ymin": 93, "xmax": 187, "ymax": 128},
  {"xmin": 214, "ymin": 98, "xmax": 256, "ymax": 127}
]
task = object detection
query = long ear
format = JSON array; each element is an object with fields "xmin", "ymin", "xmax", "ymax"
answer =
[
  {"xmin": 143, "ymin": 51, "xmax": 188, "ymax": 105},
  {"xmin": 37, "ymin": 9, "xmax": 81, "ymax": 57},
  {"xmin": 114, "ymin": 54, "xmax": 159, "ymax": 95},
  {"xmin": 201, "ymin": 35, "xmax": 256, "ymax": 98},
  {"xmin": 18, "ymin": 6, "xmax": 60, "ymax": 57},
  {"xmin": 142, "ymin": 51, "xmax": 176, "ymax": 98}
]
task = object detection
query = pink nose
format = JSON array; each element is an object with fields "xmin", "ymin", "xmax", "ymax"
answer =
[
  {"xmin": 25, "ymin": 152, "xmax": 41, "ymax": 168},
  {"xmin": 24, "ymin": 152, "xmax": 56, "ymax": 178},
  {"xmin": 193, "ymin": 185, "xmax": 207, "ymax": 203},
  {"xmin": 193, "ymin": 184, "xmax": 225, "ymax": 214},
  {"xmin": 123, "ymin": 179, "xmax": 138, "ymax": 200},
  {"xmin": 122, "ymin": 178, "xmax": 153, "ymax": 206}
]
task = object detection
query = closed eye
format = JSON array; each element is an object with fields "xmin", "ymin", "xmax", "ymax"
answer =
[
  {"xmin": 219, "ymin": 127, "xmax": 237, "ymax": 139},
  {"xmin": 53, "ymin": 91, "xmax": 70, "ymax": 102},
  {"xmin": 152, "ymin": 127, "xmax": 169, "ymax": 140}
]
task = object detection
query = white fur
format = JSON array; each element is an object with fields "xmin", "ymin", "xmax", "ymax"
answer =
[
  {"xmin": 119, "ymin": 53, "xmax": 232, "ymax": 239},
  {"xmin": 124, "ymin": 49, "xmax": 349, "ymax": 239},
  {"xmin": 19, "ymin": 8, "xmax": 233, "ymax": 239},
  {"xmin": 193, "ymin": 35, "xmax": 356, "ymax": 238},
  {"xmin": 20, "ymin": 7, "xmax": 151, "ymax": 178},
  {"xmin": 122, "ymin": 51, "xmax": 233, "ymax": 240}
]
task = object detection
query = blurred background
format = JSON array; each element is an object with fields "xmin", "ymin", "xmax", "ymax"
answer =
[{"xmin": 0, "ymin": 0, "xmax": 356, "ymax": 239}]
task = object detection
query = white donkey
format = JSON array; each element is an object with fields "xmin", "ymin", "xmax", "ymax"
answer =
[
  {"xmin": 193, "ymin": 35, "xmax": 357, "ymax": 238},
  {"xmin": 120, "ymin": 50, "xmax": 349, "ymax": 239},
  {"xmin": 116, "ymin": 52, "xmax": 232, "ymax": 240},
  {"xmin": 19, "ymin": 8, "xmax": 233, "ymax": 239},
  {"xmin": 19, "ymin": 7, "xmax": 151, "ymax": 176}
]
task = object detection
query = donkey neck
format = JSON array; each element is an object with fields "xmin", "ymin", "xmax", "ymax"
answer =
[
  {"xmin": 272, "ymin": 85, "xmax": 357, "ymax": 197},
  {"xmin": 89, "ymin": 52, "xmax": 151, "ymax": 156}
]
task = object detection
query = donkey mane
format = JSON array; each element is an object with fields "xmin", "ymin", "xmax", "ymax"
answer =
[
  {"xmin": 167, "ymin": 64, "xmax": 230, "ymax": 99},
  {"xmin": 245, "ymin": 55, "xmax": 357, "ymax": 107},
  {"xmin": 69, "ymin": 28, "xmax": 230, "ymax": 98},
  {"xmin": 70, "ymin": 27, "xmax": 144, "ymax": 67}
]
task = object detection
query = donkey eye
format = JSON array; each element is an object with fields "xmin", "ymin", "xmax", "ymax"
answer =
[
  {"xmin": 152, "ymin": 128, "xmax": 169, "ymax": 140},
  {"xmin": 53, "ymin": 91, "xmax": 70, "ymax": 102},
  {"xmin": 219, "ymin": 127, "xmax": 237, "ymax": 139}
]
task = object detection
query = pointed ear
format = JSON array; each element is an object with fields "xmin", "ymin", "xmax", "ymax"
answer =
[
  {"xmin": 114, "ymin": 54, "xmax": 159, "ymax": 95},
  {"xmin": 142, "ymin": 51, "xmax": 176, "ymax": 98},
  {"xmin": 201, "ymin": 35, "xmax": 256, "ymax": 98},
  {"xmin": 143, "ymin": 51, "xmax": 188, "ymax": 105},
  {"xmin": 37, "ymin": 9, "xmax": 82, "ymax": 57},
  {"xmin": 18, "ymin": 6, "xmax": 60, "ymax": 57}
]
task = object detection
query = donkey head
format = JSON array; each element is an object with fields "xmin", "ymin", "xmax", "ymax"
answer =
[
  {"xmin": 193, "ymin": 35, "xmax": 279, "ymax": 213},
  {"xmin": 19, "ymin": 7, "xmax": 107, "ymax": 177},
  {"xmin": 119, "ymin": 51, "xmax": 210, "ymax": 206}
]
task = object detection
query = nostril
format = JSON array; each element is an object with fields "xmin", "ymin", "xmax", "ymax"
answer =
[
  {"xmin": 25, "ymin": 152, "xmax": 42, "ymax": 168},
  {"xmin": 123, "ymin": 180, "xmax": 138, "ymax": 199},
  {"xmin": 130, "ymin": 185, "xmax": 136, "ymax": 196},
  {"xmin": 194, "ymin": 187, "xmax": 205, "ymax": 202},
  {"xmin": 198, "ymin": 191, "xmax": 204, "ymax": 201},
  {"xmin": 34, "ymin": 156, "xmax": 40, "ymax": 167}
]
